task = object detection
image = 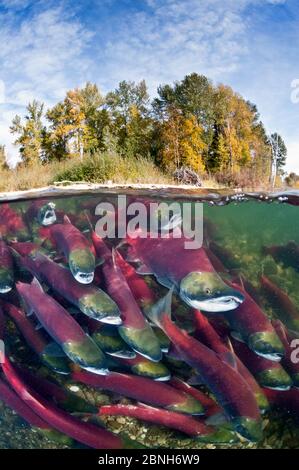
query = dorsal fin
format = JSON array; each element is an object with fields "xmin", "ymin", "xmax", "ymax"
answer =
[
  {"xmin": 31, "ymin": 277, "xmax": 44, "ymax": 292},
  {"xmin": 63, "ymin": 215, "xmax": 72, "ymax": 225}
]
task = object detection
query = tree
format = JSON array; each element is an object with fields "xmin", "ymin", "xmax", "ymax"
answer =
[
  {"xmin": 269, "ymin": 133, "xmax": 287, "ymax": 187},
  {"xmin": 0, "ymin": 144, "xmax": 9, "ymax": 170},
  {"xmin": 157, "ymin": 107, "xmax": 206, "ymax": 173},
  {"xmin": 45, "ymin": 83, "xmax": 105, "ymax": 161},
  {"xmin": 106, "ymin": 80, "xmax": 152, "ymax": 157},
  {"xmin": 10, "ymin": 100, "xmax": 45, "ymax": 166},
  {"xmin": 153, "ymin": 73, "xmax": 215, "ymax": 156}
]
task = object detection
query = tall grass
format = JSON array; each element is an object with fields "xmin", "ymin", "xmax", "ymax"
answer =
[
  {"xmin": 0, "ymin": 153, "xmax": 174, "ymax": 192},
  {"xmin": 53, "ymin": 153, "xmax": 174, "ymax": 185}
]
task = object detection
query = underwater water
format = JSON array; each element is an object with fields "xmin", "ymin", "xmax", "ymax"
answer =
[{"xmin": 0, "ymin": 188, "xmax": 299, "ymax": 449}]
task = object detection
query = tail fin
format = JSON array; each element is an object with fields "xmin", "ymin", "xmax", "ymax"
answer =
[{"xmin": 145, "ymin": 288, "xmax": 174, "ymax": 329}]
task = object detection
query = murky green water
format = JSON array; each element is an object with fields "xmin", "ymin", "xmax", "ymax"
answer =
[{"xmin": 0, "ymin": 188, "xmax": 299, "ymax": 449}]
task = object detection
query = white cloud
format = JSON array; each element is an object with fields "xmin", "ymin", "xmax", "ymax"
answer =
[
  {"xmin": 0, "ymin": 5, "xmax": 92, "ymax": 162},
  {"xmin": 100, "ymin": 1, "xmax": 250, "ymax": 93}
]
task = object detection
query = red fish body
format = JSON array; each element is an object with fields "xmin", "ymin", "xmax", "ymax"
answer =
[
  {"xmin": 125, "ymin": 231, "xmax": 244, "ymax": 312},
  {"xmin": 1, "ymin": 300, "xmax": 70, "ymax": 374},
  {"xmin": 193, "ymin": 309, "xmax": 269, "ymax": 413},
  {"xmin": 224, "ymin": 279, "xmax": 284, "ymax": 361},
  {"xmin": 0, "ymin": 377, "xmax": 72, "ymax": 445},
  {"xmin": 16, "ymin": 280, "xmax": 108, "ymax": 375},
  {"xmin": 91, "ymin": 230, "xmax": 161, "ymax": 362},
  {"xmin": 115, "ymin": 249, "xmax": 157, "ymax": 310},
  {"xmin": 99, "ymin": 404, "xmax": 236, "ymax": 443},
  {"xmin": 72, "ymin": 369, "xmax": 204, "ymax": 415},
  {"xmin": 0, "ymin": 203, "xmax": 30, "ymax": 241},
  {"xmin": 50, "ymin": 217, "xmax": 95, "ymax": 284},
  {"xmin": 21, "ymin": 252, "xmax": 121, "ymax": 325},
  {"xmin": 15, "ymin": 365, "xmax": 97, "ymax": 413},
  {"xmin": 1, "ymin": 357, "xmax": 123, "ymax": 449},
  {"xmin": 147, "ymin": 291, "xmax": 262, "ymax": 441}
]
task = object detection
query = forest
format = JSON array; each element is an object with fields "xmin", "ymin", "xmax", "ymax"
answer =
[{"xmin": 0, "ymin": 73, "xmax": 287, "ymax": 189}]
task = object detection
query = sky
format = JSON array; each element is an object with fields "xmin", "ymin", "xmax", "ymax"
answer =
[{"xmin": 0, "ymin": 0, "xmax": 299, "ymax": 172}]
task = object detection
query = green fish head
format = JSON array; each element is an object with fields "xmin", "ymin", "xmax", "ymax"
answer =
[
  {"xmin": 118, "ymin": 324, "xmax": 162, "ymax": 362},
  {"xmin": 131, "ymin": 359, "xmax": 171, "ymax": 381},
  {"xmin": 92, "ymin": 328, "xmax": 129, "ymax": 354},
  {"xmin": 198, "ymin": 426, "xmax": 238, "ymax": 444},
  {"xmin": 79, "ymin": 291, "xmax": 121, "ymax": 325},
  {"xmin": 180, "ymin": 272, "xmax": 244, "ymax": 312},
  {"xmin": 254, "ymin": 391, "xmax": 270, "ymax": 414},
  {"xmin": 41, "ymin": 352, "xmax": 71, "ymax": 375},
  {"xmin": 233, "ymin": 417, "xmax": 262, "ymax": 442},
  {"xmin": 0, "ymin": 267, "xmax": 14, "ymax": 294},
  {"xmin": 257, "ymin": 367, "xmax": 293, "ymax": 391},
  {"xmin": 248, "ymin": 331, "xmax": 285, "ymax": 361},
  {"xmin": 63, "ymin": 336, "xmax": 108, "ymax": 375},
  {"xmin": 167, "ymin": 395, "xmax": 204, "ymax": 416},
  {"xmin": 69, "ymin": 249, "xmax": 95, "ymax": 284},
  {"xmin": 38, "ymin": 202, "xmax": 56, "ymax": 226}
]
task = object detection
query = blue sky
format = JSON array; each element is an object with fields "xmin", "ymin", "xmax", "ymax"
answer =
[{"xmin": 0, "ymin": 0, "xmax": 299, "ymax": 172}]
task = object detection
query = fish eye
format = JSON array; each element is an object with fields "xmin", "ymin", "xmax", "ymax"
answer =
[{"xmin": 205, "ymin": 288, "xmax": 212, "ymax": 295}]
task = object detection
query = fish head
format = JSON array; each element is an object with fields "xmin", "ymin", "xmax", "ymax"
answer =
[
  {"xmin": 233, "ymin": 417, "xmax": 262, "ymax": 442},
  {"xmin": 118, "ymin": 325, "xmax": 162, "ymax": 362},
  {"xmin": 38, "ymin": 202, "xmax": 56, "ymax": 226},
  {"xmin": 131, "ymin": 358, "xmax": 171, "ymax": 381},
  {"xmin": 0, "ymin": 267, "xmax": 14, "ymax": 294},
  {"xmin": 79, "ymin": 292, "xmax": 122, "ymax": 325},
  {"xmin": 179, "ymin": 272, "xmax": 244, "ymax": 312},
  {"xmin": 256, "ymin": 367, "xmax": 293, "ymax": 391},
  {"xmin": 62, "ymin": 336, "xmax": 108, "ymax": 374},
  {"xmin": 248, "ymin": 331, "xmax": 285, "ymax": 361},
  {"xmin": 69, "ymin": 249, "xmax": 95, "ymax": 284}
]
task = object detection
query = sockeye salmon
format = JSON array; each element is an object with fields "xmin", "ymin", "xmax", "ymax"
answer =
[
  {"xmin": 16, "ymin": 279, "xmax": 108, "ymax": 375},
  {"xmin": 50, "ymin": 216, "xmax": 95, "ymax": 284},
  {"xmin": 125, "ymin": 230, "xmax": 244, "ymax": 313}
]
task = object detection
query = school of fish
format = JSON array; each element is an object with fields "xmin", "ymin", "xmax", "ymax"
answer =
[{"xmin": 0, "ymin": 196, "xmax": 299, "ymax": 449}]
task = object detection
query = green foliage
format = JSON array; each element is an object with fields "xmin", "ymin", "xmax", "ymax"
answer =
[
  {"xmin": 10, "ymin": 100, "xmax": 45, "ymax": 166},
  {"xmin": 53, "ymin": 152, "xmax": 172, "ymax": 185},
  {"xmin": 2, "ymin": 74, "xmax": 288, "ymax": 189}
]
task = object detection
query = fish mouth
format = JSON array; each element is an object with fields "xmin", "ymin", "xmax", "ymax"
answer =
[
  {"xmin": 187, "ymin": 295, "xmax": 243, "ymax": 312},
  {"xmin": 41, "ymin": 210, "xmax": 57, "ymax": 226},
  {"xmin": 107, "ymin": 350, "xmax": 137, "ymax": 359},
  {"xmin": 254, "ymin": 351, "xmax": 283, "ymax": 362},
  {"xmin": 154, "ymin": 375, "xmax": 171, "ymax": 381},
  {"xmin": 0, "ymin": 285, "xmax": 13, "ymax": 294},
  {"xmin": 248, "ymin": 332, "xmax": 285, "ymax": 361},
  {"xmin": 99, "ymin": 315, "xmax": 123, "ymax": 326},
  {"xmin": 74, "ymin": 271, "xmax": 94, "ymax": 284},
  {"xmin": 81, "ymin": 366, "xmax": 109, "ymax": 375},
  {"xmin": 266, "ymin": 385, "xmax": 292, "ymax": 391}
]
